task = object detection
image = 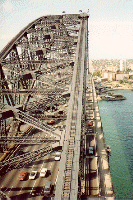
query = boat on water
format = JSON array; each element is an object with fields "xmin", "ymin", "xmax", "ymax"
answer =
[{"xmin": 100, "ymin": 93, "xmax": 126, "ymax": 101}]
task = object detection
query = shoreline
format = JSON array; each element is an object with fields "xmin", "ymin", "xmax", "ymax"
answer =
[
  {"xmin": 97, "ymin": 88, "xmax": 132, "ymax": 101},
  {"xmin": 100, "ymin": 81, "xmax": 133, "ymax": 91}
]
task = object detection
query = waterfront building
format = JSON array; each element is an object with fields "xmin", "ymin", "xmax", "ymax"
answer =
[
  {"xmin": 120, "ymin": 59, "xmax": 124, "ymax": 71},
  {"xmin": 116, "ymin": 73, "xmax": 129, "ymax": 80},
  {"xmin": 124, "ymin": 59, "xmax": 127, "ymax": 71},
  {"xmin": 102, "ymin": 71, "xmax": 116, "ymax": 81}
]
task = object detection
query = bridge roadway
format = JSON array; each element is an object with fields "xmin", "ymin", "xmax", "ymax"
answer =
[
  {"xmin": 82, "ymin": 74, "xmax": 115, "ymax": 199},
  {"xmin": 0, "ymin": 124, "xmax": 62, "ymax": 199}
]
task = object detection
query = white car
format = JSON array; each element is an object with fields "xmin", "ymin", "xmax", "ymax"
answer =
[
  {"xmin": 40, "ymin": 168, "xmax": 47, "ymax": 177},
  {"xmin": 29, "ymin": 171, "xmax": 37, "ymax": 180},
  {"xmin": 55, "ymin": 152, "xmax": 61, "ymax": 161}
]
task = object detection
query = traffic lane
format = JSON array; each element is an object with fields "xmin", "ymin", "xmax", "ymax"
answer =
[
  {"xmin": 85, "ymin": 157, "xmax": 90, "ymax": 196},
  {"xmin": 50, "ymin": 159, "xmax": 60, "ymax": 185},
  {"xmin": 1, "ymin": 149, "xmax": 50, "ymax": 198},
  {"xmin": 42, "ymin": 156, "xmax": 61, "ymax": 199},
  {"xmin": 27, "ymin": 152, "xmax": 60, "ymax": 199},
  {"xmin": 9, "ymin": 151, "xmax": 58, "ymax": 199},
  {"xmin": 0, "ymin": 128, "xmax": 58, "ymax": 198},
  {"xmin": 90, "ymin": 136, "xmax": 96, "ymax": 147},
  {"xmin": 5, "ymin": 130, "xmax": 48, "ymax": 171},
  {"xmin": 0, "ymin": 168, "xmax": 23, "ymax": 194},
  {"xmin": 86, "ymin": 135, "xmax": 96, "ymax": 157},
  {"xmin": 9, "ymin": 152, "xmax": 53, "ymax": 198},
  {"xmin": 24, "ymin": 152, "xmax": 60, "ymax": 199},
  {"xmin": 90, "ymin": 157, "xmax": 99, "ymax": 196},
  {"xmin": 21, "ymin": 130, "xmax": 54, "ymax": 156},
  {"xmin": 15, "ymin": 135, "xmax": 52, "ymax": 170}
]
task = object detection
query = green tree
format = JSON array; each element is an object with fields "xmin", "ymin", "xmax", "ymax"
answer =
[
  {"xmin": 93, "ymin": 71, "xmax": 101, "ymax": 77},
  {"xmin": 129, "ymin": 75, "xmax": 133, "ymax": 79},
  {"xmin": 119, "ymin": 80, "xmax": 123, "ymax": 84},
  {"xmin": 128, "ymin": 81, "xmax": 132, "ymax": 85},
  {"xmin": 123, "ymin": 77, "xmax": 128, "ymax": 83}
]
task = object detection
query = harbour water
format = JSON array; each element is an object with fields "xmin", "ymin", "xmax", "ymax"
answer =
[{"xmin": 98, "ymin": 90, "xmax": 133, "ymax": 199}]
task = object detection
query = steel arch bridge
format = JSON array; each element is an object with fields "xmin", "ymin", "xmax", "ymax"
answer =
[
  {"xmin": 0, "ymin": 13, "xmax": 89, "ymax": 199},
  {"xmin": 0, "ymin": 13, "xmax": 115, "ymax": 200}
]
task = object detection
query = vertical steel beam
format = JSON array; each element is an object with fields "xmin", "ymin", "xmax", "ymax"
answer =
[
  {"xmin": 70, "ymin": 17, "xmax": 88, "ymax": 199},
  {"xmin": 55, "ymin": 14, "xmax": 89, "ymax": 200}
]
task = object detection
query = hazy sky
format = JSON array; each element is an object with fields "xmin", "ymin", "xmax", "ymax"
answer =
[{"xmin": 0, "ymin": 0, "xmax": 133, "ymax": 59}]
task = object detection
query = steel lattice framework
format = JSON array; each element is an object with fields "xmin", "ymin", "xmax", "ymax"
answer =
[
  {"xmin": 0, "ymin": 14, "xmax": 82, "ymax": 139},
  {"xmin": 0, "ymin": 13, "xmax": 89, "ymax": 199}
]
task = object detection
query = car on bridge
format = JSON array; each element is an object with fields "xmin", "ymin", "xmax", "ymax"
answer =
[
  {"xmin": 40, "ymin": 168, "xmax": 47, "ymax": 177},
  {"xmin": 29, "ymin": 171, "xmax": 37, "ymax": 180},
  {"xmin": 55, "ymin": 152, "xmax": 61, "ymax": 161},
  {"xmin": 44, "ymin": 181, "xmax": 52, "ymax": 195},
  {"xmin": 88, "ymin": 146, "xmax": 94, "ymax": 155},
  {"xmin": 18, "ymin": 171, "xmax": 28, "ymax": 181},
  {"xmin": 31, "ymin": 187, "xmax": 42, "ymax": 196}
]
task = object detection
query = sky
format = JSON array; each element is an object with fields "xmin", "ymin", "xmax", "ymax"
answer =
[{"xmin": 0, "ymin": 0, "xmax": 133, "ymax": 59}]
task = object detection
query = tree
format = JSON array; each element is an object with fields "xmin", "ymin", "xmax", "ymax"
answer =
[
  {"xmin": 123, "ymin": 77, "xmax": 128, "ymax": 83},
  {"xmin": 128, "ymin": 81, "xmax": 132, "ymax": 85},
  {"xmin": 119, "ymin": 80, "xmax": 123, "ymax": 84},
  {"xmin": 93, "ymin": 71, "xmax": 101, "ymax": 77},
  {"xmin": 129, "ymin": 75, "xmax": 133, "ymax": 80}
]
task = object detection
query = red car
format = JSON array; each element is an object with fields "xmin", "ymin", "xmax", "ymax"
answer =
[
  {"xmin": 88, "ymin": 121, "xmax": 93, "ymax": 126},
  {"xmin": 18, "ymin": 171, "xmax": 28, "ymax": 180}
]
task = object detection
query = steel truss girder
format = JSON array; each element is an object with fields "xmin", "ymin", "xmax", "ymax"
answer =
[
  {"xmin": 0, "ymin": 65, "xmax": 15, "ymax": 106},
  {"xmin": 0, "ymin": 14, "xmax": 79, "ymax": 60},
  {"xmin": 0, "ymin": 14, "xmax": 79, "ymax": 108},
  {"xmin": 0, "ymin": 145, "xmax": 55, "ymax": 173},
  {"xmin": 0, "ymin": 136, "xmax": 59, "ymax": 144},
  {"xmin": 11, "ymin": 108, "xmax": 60, "ymax": 137},
  {"xmin": 0, "ymin": 103, "xmax": 60, "ymax": 138},
  {"xmin": 0, "ymin": 191, "xmax": 11, "ymax": 200}
]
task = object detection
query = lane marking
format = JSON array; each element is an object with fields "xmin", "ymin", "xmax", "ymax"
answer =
[
  {"xmin": 7, "ymin": 185, "xmax": 13, "ymax": 195},
  {"xmin": 19, "ymin": 186, "xmax": 23, "ymax": 194},
  {"xmin": 50, "ymin": 163, "xmax": 52, "ymax": 169},
  {"xmin": 30, "ymin": 180, "xmax": 37, "ymax": 194},
  {"xmin": 32, "ymin": 180, "xmax": 37, "ymax": 188}
]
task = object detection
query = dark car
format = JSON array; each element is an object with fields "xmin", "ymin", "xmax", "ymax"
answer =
[{"xmin": 31, "ymin": 186, "xmax": 43, "ymax": 196}]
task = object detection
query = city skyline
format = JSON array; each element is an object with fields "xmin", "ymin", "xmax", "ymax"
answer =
[{"xmin": 1, "ymin": 0, "xmax": 133, "ymax": 59}]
